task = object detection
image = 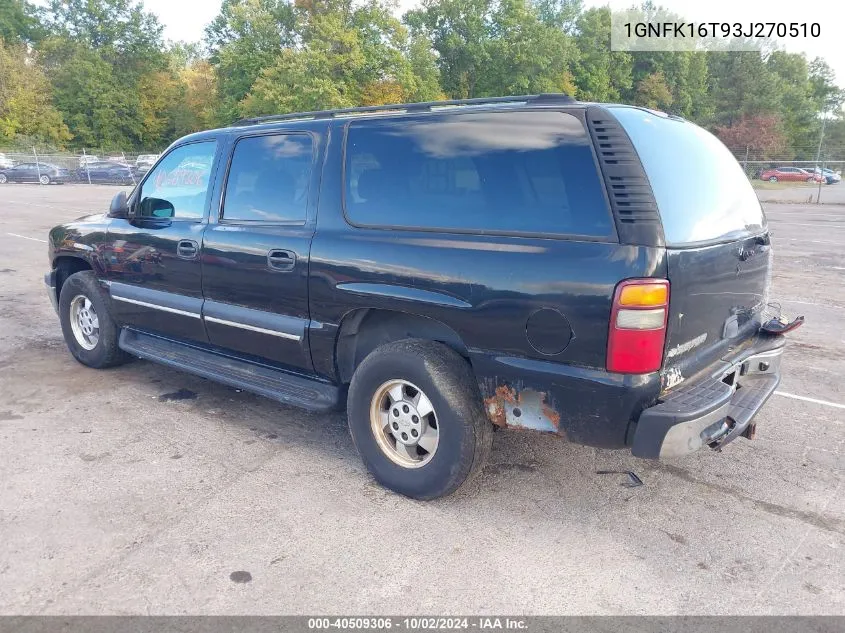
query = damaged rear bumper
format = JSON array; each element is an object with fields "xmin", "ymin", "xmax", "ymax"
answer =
[{"xmin": 631, "ymin": 336, "xmax": 784, "ymax": 458}]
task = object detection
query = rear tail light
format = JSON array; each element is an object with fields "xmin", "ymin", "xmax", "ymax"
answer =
[{"xmin": 607, "ymin": 279, "xmax": 669, "ymax": 374}]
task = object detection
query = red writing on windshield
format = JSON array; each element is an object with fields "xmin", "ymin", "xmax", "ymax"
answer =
[{"xmin": 154, "ymin": 167, "xmax": 206, "ymax": 188}]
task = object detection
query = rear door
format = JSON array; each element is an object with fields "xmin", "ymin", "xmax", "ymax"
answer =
[
  {"xmin": 200, "ymin": 129, "xmax": 321, "ymax": 372},
  {"xmin": 610, "ymin": 107, "xmax": 770, "ymax": 383}
]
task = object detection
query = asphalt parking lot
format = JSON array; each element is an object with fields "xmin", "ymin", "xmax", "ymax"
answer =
[
  {"xmin": 755, "ymin": 182, "xmax": 845, "ymax": 205},
  {"xmin": 1, "ymin": 184, "xmax": 843, "ymax": 615}
]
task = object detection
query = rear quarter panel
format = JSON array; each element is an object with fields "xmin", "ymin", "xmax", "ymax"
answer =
[{"xmin": 308, "ymin": 119, "xmax": 668, "ymax": 447}]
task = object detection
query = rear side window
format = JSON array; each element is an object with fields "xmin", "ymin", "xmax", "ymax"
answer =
[
  {"xmin": 222, "ymin": 134, "xmax": 313, "ymax": 224},
  {"xmin": 343, "ymin": 111, "xmax": 614, "ymax": 237},
  {"xmin": 611, "ymin": 107, "xmax": 765, "ymax": 246}
]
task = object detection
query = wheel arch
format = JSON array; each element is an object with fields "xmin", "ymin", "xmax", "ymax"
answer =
[
  {"xmin": 334, "ymin": 308, "xmax": 471, "ymax": 384},
  {"xmin": 53, "ymin": 255, "xmax": 93, "ymax": 300}
]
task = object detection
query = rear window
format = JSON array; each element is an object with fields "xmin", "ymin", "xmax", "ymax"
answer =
[
  {"xmin": 611, "ymin": 107, "xmax": 765, "ymax": 246},
  {"xmin": 343, "ymin": 111, "xmax": 614, "ymax": 238}
]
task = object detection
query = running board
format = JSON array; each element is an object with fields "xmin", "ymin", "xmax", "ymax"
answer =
[{"xmin": 119, "ymin": 329, "xmax": 340, "ymax": 411}]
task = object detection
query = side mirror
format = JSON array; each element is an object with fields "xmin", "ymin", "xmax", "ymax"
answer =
[
  {"xmin": 139, "ymin": 197, "xmax": 175, "ymax": 219},
  {"xmin": 108, "ymin": 191, "xmax": 130, "ymax": 218}
]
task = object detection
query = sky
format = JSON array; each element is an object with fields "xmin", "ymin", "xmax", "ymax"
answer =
[{"xmin": 142, "ymin": 0, "xmax": 844, "ymax": 89}]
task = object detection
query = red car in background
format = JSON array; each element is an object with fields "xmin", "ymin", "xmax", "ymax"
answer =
[{"xmin": 760, "ymin": 166, "xmax": 824, "ymax": 183}]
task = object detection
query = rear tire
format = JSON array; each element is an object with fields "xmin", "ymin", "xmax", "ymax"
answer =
[
  {"xmin": 0, "ymin": 174, "xmax": 7, "ymax": 184},
  {"xmin": 59, "ymin": 271, "xmax": 129, "ymax": 369},
  {"xmin": 347, "ymin": 339, "xmax": 493, "ymax": 500},
  {"xmin": 39, "ymin": 174, "xmax": 50, "ymax": 185},
  {"xmin": 807, "ymin": 176, "xmax": 815, "ymax": 182}
]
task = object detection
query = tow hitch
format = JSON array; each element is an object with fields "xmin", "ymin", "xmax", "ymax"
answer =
[{"xmin": 701, "ymin": 418, "xmax": 732, "ymax": 448}]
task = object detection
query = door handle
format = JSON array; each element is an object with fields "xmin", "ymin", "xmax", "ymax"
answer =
[
  {"xmin": 267, "ymin": 249, "xmax": 296, "ymax": 271},
  {"xmin": 177, "ymin": 239, "xmax": 199, "ymax": 259}
]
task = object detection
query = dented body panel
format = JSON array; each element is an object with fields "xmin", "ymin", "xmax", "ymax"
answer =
[
  {"xmin": 471, "ymin": 352, "xmax": 661, "ymax": 449},
  {"xmin": 660, "ymin": 236, "xmax": 771, "ymax": 395}
]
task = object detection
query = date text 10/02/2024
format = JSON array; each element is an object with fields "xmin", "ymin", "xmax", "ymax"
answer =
[{"xmin": 307, "ymin": 617, "xmax": 529, "ymax": 630}]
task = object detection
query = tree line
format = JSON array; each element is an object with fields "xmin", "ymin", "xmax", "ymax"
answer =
[{"xmin": 1, "ymin": 0, "xmax": 844, "ymax": 160}]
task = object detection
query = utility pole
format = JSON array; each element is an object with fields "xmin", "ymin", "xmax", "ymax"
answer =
[
  {"xmin": 82, "ymin": 148, "xmax": 91, "ymax": 185},
  {"xmin": 814, "ymin": 113, "xmax": 827, "ymax": 204},
  {"xmin": 33, "ymin": 147, "xmax": 42, "ymax": 184}
]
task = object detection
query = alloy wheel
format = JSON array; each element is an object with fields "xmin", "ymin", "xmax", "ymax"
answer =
[
  {"xmin": 69, "ymin": 294, "xmax": 100, "ymax": 350},
  {"xmin": 369, "ymin": 379, "xmax": 439, "ymax": 468}
]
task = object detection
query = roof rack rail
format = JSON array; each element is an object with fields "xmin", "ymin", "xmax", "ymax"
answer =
[{"xmin": 230, "ymin": 93, "xmax": 576, "ymax": 127}]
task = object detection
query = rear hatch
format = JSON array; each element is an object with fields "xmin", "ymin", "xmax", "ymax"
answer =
[{"xmin": 611, "ymin": 107, "xmax": 770, "ymax": 389}]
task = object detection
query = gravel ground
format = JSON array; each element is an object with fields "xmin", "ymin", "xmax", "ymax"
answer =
[{"xmin": 754, "ymin": 183, "xmax": 845, "ymax": 205}]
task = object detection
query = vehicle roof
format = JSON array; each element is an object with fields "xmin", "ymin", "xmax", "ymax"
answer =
[{"xmin": 171, "ymin": 95, "xmax": 673, "ymax": 145}]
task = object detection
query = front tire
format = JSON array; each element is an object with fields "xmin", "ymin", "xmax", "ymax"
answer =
[
  {"xmin": 0, "ymin": 174, "xmax": 7, "ymax": 184},
  {"xmin": 59, "ymin": 271, "xmax": 129, "ymax": 368},
  {"xmin": 769, "ymin": 176, "xmax": 778, "ymax": 183},
  {"xmin": 347, "ymin": 339, "xmax": 493, "ymax": 500}
]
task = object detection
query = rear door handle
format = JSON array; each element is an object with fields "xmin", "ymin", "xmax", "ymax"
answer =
[
  {"xmin": 267, "ymin": 249, "xmax": 296, "ymax": 272},
  {"xmin": 177, "ymin": 239, "xmax": 199, "ymax": 259}
]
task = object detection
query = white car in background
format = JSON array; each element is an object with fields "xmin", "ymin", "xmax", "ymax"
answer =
[
  {"xmin": 814, "ymin": 167, "xmax": 841, "ymax": 184},
  {"xmin": 78, "ymin": 155, "xmax": 100, "ymax": 168},
  {"xmin": 134, "ymin": 154, "xmax": 160, "ymax": 175},
  {"xmin": 0, "ymin": 153, "xmax": 15, "ymax": 169}
]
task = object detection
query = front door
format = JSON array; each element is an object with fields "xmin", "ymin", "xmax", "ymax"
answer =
[
  {"xmin": 201, "ymin": 131, "xmax": 318, "ymax": 372},
  {"xmin": 105, "ymin": 140, "xmax": 220, "ymax": 343}
]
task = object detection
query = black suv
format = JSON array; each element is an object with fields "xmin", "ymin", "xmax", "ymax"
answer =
[{"xmin": 45, "ymin": 94, "xmax": 798, "ymax": 499}]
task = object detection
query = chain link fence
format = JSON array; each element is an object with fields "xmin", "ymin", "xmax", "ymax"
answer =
[
  {"xmin": 728, "ymin": 144, "xmax": 845, "ymax": 204},
  {"xmin": 0, "ymin": 147, "xmax": 162, "ymax": 186},
  {"xmin": 2, "ymin": 143, "xmax": 844, "ymax": 203}
]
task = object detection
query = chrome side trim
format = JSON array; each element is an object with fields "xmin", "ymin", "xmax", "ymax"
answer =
[
  {"xmin": 112, "ymin": 295, "xmax": 202, "ymax": 319},
  {"xmin": 203, "ymin": 315, "xmax": 301, "ymax": 341}
]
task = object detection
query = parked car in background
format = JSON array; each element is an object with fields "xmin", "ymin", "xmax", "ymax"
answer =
[
  {"xmin": 75, "ymin": 161, "xmax": 135, "ymax": 185},
  {"xmin": 106, "ymin": 155, "xmax": 130, "ymax": 165},
  {"xmin": 814, "ymin": 167, "xmax": 841, "ymax": 184},
  {"xmin": 0, "ymin": 153, "xmax": 15, "ymax": 169},
  {"xmin": 44, "ymin": 95, "xmax": 800, "ymax": 499},
  {"xmin": 78, "ymin": 155, "xmax": 100, "ymax": 168},
  {"xmin": 134, "ymin": 154, "xmax": 159, "ymax": 176},
  {"xmin": 759, "ymin": 166, "xmax": 824, "ymax": 183},
  {"xmin": 0, "ymin": 162, "xmax": 70, "ymax": 184}
]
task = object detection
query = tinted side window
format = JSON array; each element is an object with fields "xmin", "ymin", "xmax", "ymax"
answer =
[
  {"xmin": 344, "ymin": 111, "xmax": 613, "ymax": 237},
  {"xmin": 139, "ymin": 141, "xmax": 216, "ymax": 220},
  {"xmin": 222, "ymin": 134, "xmax": 313, "ymax": 224}
]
